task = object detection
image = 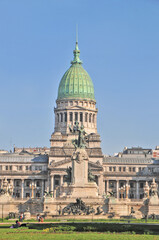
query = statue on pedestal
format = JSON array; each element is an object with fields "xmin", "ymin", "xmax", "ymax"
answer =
[
  {"xmin": 150, "ymin": 178, "xmax": 158, "ymax": 197},
  {"xmin": 0, "ymin": 178, "xmax": 13, "ymax": 196},
  {"xmin": 69, "ymin": 121, "xmax": 88, "ymax": 149}
]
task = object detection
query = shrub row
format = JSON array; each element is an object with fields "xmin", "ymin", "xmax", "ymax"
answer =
[{"xmin": 27, "ymin": 222, "xmax": 159, "ymax": 234}]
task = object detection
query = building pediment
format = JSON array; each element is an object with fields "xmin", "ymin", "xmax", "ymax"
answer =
[
  {"xmin": 49, "ymin": 158, "xmax": 103, "ymax": 171},
  {"xmin": 49, "ymin": 158, "xmax": 72, "ymax": 169},
  {"xmin": 67, "ymin": 105, "xmax": 87, "ymax": 111}
]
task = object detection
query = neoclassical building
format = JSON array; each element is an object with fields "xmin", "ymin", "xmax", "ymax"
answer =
[{"xmin": 0, "ymin": 40, "xmax": 159, "ymax": 217}]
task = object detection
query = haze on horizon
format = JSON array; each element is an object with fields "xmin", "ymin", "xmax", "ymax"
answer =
[{"xmin": 0, "ymin": 0, "xmax": 159, "ymax": 155}]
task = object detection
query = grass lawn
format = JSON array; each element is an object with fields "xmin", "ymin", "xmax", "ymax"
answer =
[{"xmin": 0, "ymin": 228, "xmax": 159, "ymax": 240}]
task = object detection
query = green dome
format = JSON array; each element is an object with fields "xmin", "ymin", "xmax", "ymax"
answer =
[{"xmin": 57, "ymin": 42, "xmax": 95, "ymax": 101}]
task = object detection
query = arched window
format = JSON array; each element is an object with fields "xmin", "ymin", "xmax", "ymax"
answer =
[
  {"xmin": 93, "ymin": 114, "xmax": 95, "ymax": 123},
  {"xmin": 57, "ymin": 113, "xmax": 59, "ymax": 123}
]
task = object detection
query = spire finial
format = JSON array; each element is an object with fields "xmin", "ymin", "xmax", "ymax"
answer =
[
  {"xmin": 71, "ymin": 25, "xmax": 82, "ymax": 65},
  {"xmin": 76, "ymin": 24, "xmax": 78, "ymax": 44}
]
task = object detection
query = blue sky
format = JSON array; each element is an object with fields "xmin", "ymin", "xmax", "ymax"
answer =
[{"xmin": 0, "ymin": 0, "xmax": 159, "ymax": 154}]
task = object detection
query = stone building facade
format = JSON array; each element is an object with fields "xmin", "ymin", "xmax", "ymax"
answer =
[{"xmin": 0, "ymin": 40, "xmax": 159, "ymax": 218}]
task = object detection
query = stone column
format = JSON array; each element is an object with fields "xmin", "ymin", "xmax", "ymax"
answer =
[
  {"xmin": 116, "ymin": 180, "xmax": 119, "ymax": 199},
  {"xmin": 31, "ymin": 180, "xmax": 34, "ymax": 198},
  {"xmin": 106, "ymin": 180, "xmax": 109, "ymax": 194},
  {"xmin": 98, "ymin": 175, "xmax": 103, "ymax": 196},
  {"xmin": 61, "ymin": 176, "xmax": 64, "ymax": 186},
  {"xmin": 125, "ymin": 180, "xmax": 129, "ymax": 199},
  {"xmin": 51, "ymin": 175, "xmax": 54, "ymax": 197},
  {"xmin": 136, "ymin": 181, "xmax": 139, "ymax": 199},
  {"xmin": 41, "ymin": 180, "xmax": 44, "ymax": 197},
  {"xmin": 21, "ymin": 179, "xmax": 24, "ymax": 199}
]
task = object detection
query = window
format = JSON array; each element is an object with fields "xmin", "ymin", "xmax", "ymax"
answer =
[
  {"xmin": 36, "ymin": 192, "xmax": 40, "ymax": 198},
  {"xmin": 85, "ymin": 113, "xmax": 88, "ymax": 122},
  {"xmin": 89, "ymin": 114, "xmax": 92, "ymax": 123},
  {"xmin": 119, "ymin": 167, "xmax": 121, "ymax": 172},
  {"xmin": 130, "ymin": 183, "xmax": 134, "ymax": 188},
  {"xmin": 60, "ymin": 113, "xmax": 63, "ymax": 122},
  {"xmin": 26, "ymin": 193, "xmax": 30, "ymax": 198},
  {"xmin": 69, "ymin": 113, "xmax": 73, "ymax": 121},
  {"xmin": 26, "ymin": 181, "xmax": 30, "ymax": 187},
  {"xmin": 93, "ymin": 114, "xmax": 95, "ymax": 123},
  {"xmin": 109, "ymin": 181, "xmax": 114, "ymax": 188},
  {"xmin": 57, "ymin": 114, "xmax": 59, "ymax": 122},
  {"xmin": 19, "ymin": 166, "xmax": 22, "ymax": 171},
  {"xmin": 113, "ymin": 167, "xmax": 116, "ymax": 171},
  {"xmin": 36, "ymin": 181, "xmax": 40, "ymax": 187},
  {"xmin": 133, "ymin": 167, "xmax": 136, "ymax": 172},
  {"xmin": 123, "ymin": 167, "xmax": 126, "ymax": 172},
  {"xmin": 140, "ymin": 183, "xmax": 144, "ymax": 188},
  {"xmin": 109, "ymin": 167, "xmax": 112, "ymax": 171},
  {"xmin": 120, "ymin": 182, "xmax": 124, "ymax": 187},
  {"xmin": 15, "ymin": 192, "xmax": 20, "ymax": 198},
  {"xmin": 80, "ymin": 113, "xmax": 83, "ymax": 122},
  {"xmin": 6, "ymin": 166, "xmax": 8, "ymax": 171},
  {"xmin": 16, "ymin": 181, "xmax": 20, "ymax": 187},
  {"xmin": 30, "ymin": 166, "xmax": 32, "ymax": 171},
  {"xmin": 9, "ymin": 166, "xmax": 12, "ymax": 171},
  {"xmin": 64, "ymin": 112, "xmax": 67, "ymax": 122},
  {"xmin": 75, "ymin": 113, "xmax": 78, "ymax": 121},
  {"xmin": 139, "ymin": 167, "xmax": 141, "ymax": 172},
  {"xmin": 26, "ymin": 166, "xmax": 29, "ymax": 171},
  {"xmin": 55, "ymin": 180, "xmax": 59, "ymax": 186},
  {"xmin": 129, "ymin": 167, "xmax": 131, "ymax": 172}
]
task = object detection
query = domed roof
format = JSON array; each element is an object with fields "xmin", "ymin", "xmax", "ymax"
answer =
[{"xmin": 57, "ymin": 42, "xmax": 95, "ymax": 101}]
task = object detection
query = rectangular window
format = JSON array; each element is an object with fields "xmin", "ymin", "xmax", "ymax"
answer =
[
  {"xmin": 26, "ymin": 181, "xmax": 30, "ymax": 187},
  {"xmin": 9, "ymin": 166, "xmax": 12, "ymax": 171},
  {"xmin": 89, "ymin": 114, "xmax": 91, "ymax": 123},
  {"xmin": 109, "ymin": 181, "xmax": 114, "ymax": 188},
  {"xmin": 19, "ymin": 166, "xmax": 22, "ymax": 171},
  {"xmin": 129, "ymin": 167, "xmax": 131, "ymax": 172},
  {"xmin": 80, "ymin": 113, "xmax": 83, "ymax": 122},
  {"xmin": 16, "ymin": 181, "xmax": 20, "ymax": 187},
  {"xmin": 133, "ymin": 167, "xmax": 136, "ymax": 172},
  {"xmin": 60, "ymin": 113, "xmax": 63, "ymax": 122},
  {"xmin": 113, "ymin": 167, "xmax": 116, "ymax": 171},
  {"xmin": 69, "ymin": 113, "xmax": 73, "ymax": 121},
  {"xmin": 123, "ymin": 167, "xmax": 126, "ymax": 172},
  {"xmin": 75, "ymin": 113, "xmax": 78, "ymax": 121},
  {"xmin": 64, "ymin": 112, "xmax": 67, "ymax": 122},
  {"xmin": 140, "ymin": 183, "xmax": 144, "ymax": 188},
  {"xmin": 130, "ymin": 182, "xmax": 134, "ymax": 188},
  {"xmin": 6, "ymin": 166, "xmax": 8, "ymax": 171},
  {"xmin": 119, "ymin": 167, "xmax": 121, "ymax": 172},
  {"xmin": 85, "ymin": 113, "xmax": 88, "ymax": 122},
  {"xmin": 109, "ymin": 167, "xmax": 112, "ymax": 171},
  {"xmin": 26, "ymin": 166, "xmax": 29, "ymax": 171},
  {"xmin": 26, "ymin": 193, "xmax": 30, "ymax": 198}
]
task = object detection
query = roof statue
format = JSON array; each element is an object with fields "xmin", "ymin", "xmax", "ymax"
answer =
[{"xmin": 69, "ymin": 121, "xmax": 87, "ymax": 149}]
